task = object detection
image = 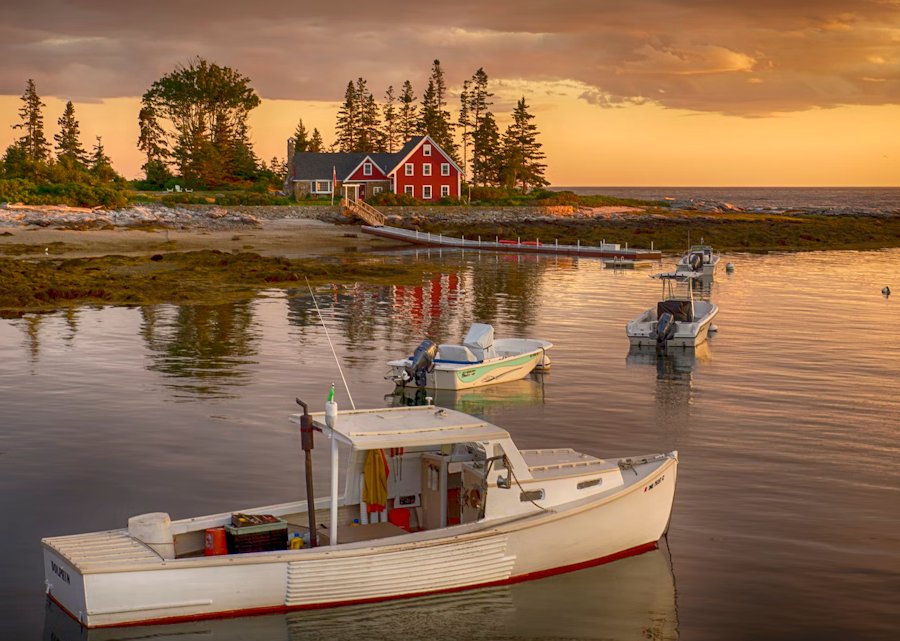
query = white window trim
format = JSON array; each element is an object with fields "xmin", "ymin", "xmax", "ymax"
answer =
[
  {"xmin": 404, "ymin": 185, "xmax": 414, "ymax": 196},
  {"xmin": 423, "ymin": 163, "xmax": 432, "ymax": 176},
  {"xmin": 441, "ymin": 185, "xmax": 450, "ymax": 197},
  {"xmin": 405, "ymin": 163, "xmax": 414, "ymax": 176},
  {"xmin": 422, "ymin": 185, "xmax": 432, "ymax": 200},
  {"xmin": 373, "ymin": 186, "xmax": 383, "ymax": 194},
  {"xmin": 363, "ymin": 163, "xmax": 372, "ymax": 176},
  {"xmin": 423, "ymin": 144, "xmax": 432, "ymax": 156},
  {"xmin": 441, "ymin": 163, "xmax": 450, "ymax": 176},
  {"xmin": 314, "ymin": 180, "xmax": 332, "ymax": 193}
]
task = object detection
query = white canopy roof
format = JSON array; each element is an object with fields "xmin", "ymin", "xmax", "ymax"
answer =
[{"xmin": 290, "ymin": 405, "xmax": 510, "ymax": 450}]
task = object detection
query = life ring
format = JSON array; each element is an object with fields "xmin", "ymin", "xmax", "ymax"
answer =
[{"xmin": 465, "ymin": 488, "xmax": 483, "ymax": 510}]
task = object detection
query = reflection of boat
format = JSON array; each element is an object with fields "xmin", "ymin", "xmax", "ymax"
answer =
[
  {"xmin": 387, "ymin": 323, "xmax": 553, "ymax": 390},
  {"xmin": 626, "ymin": 342, "xmax": 711, "ymax": 375},
  {"xmin": 387, "ymin": 377, "xmax": 546, "ymax": 413},
  {"xmin": 676, "ymin": 244, "xmax": 719, "ymax": 279},
  {"xmin": 626, "ymin": 274, "xmax": 718, "ymax": 349},
  {"xmin": 43, "ymin": 402, "xmax": 677, "ymax": 628},
  {"xmin": 43, "ymin": 548, "xmax": 678, "ymax": 640}
]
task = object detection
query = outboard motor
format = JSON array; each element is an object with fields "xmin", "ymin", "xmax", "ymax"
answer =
[
  {"xmin": 656, "ymin": 312, "xmax": 675, "ymax": 351},
  {"xmin": 404, "ymin": 340, "xmax": 437, "ymax": 388},
  {"xmin": 688, "ymin": 252, "xmax": 703, "ymax": 272}
]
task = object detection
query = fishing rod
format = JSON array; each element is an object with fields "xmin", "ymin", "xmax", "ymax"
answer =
[{"xmin": 305, "ymin": 277, "xmax": 356, "ymax": 410}]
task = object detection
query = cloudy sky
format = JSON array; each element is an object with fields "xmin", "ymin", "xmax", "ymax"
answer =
[{"xmin": 1, "ymin": 0, "xmax": 898, "ymax": 184}]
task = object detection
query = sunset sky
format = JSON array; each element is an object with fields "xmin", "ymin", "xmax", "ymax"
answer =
[{"xmin": 1, "ymin": 0, "xmax": 898, "ymax": 186}]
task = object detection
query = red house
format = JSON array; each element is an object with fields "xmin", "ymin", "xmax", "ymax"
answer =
[{"xmin": 287, "ymin": 135, "xmax": 462, "ymax": 202}]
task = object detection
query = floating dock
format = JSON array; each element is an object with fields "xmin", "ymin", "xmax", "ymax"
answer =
[{"xmin": 361, "ymin": 225, "xmax": 662, "ymax": 260}]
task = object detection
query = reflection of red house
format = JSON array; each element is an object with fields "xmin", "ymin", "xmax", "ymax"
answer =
[{"xmin": 287, "ymin": 135, "xmax": 462, "ymax": 202}]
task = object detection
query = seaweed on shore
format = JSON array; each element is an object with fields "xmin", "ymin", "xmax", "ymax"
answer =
[{"xmin": 0, "ymin": 250, "xmax": 436, "ymax": 314}]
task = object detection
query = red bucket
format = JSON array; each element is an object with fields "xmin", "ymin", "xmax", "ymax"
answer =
[
  {"xmin": 388, "ymin": 508, "xmax": 411, "ymax": 532},
  {"xmin": 204, "ymin": 527, "xmax": 228, "ymax": 556}
]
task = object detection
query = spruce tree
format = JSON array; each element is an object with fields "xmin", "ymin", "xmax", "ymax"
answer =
[
  {"xmin": 397, "ymin": 80, "xmax": 418, "ymax": 143},
  {"xmin": 335, "ymin": 81, "xmax": 359, "ymax": 152},
  {"xmin": 419, "ymin": 60, "xmax": 457, "ymax": 161},
  {"xmin": 54, "ymin": 100, "xmax": 88, "ymax": 168},
  {"xmin": 293, "ymin": 118, "xmax": 310, "ymax": 152},
  {"xmin": 382, "ymin": 85, "xmax": 400, "ymax": 153},
  {"xmin": 458, "ymin": 80, "xmax": 471, "ymax": 181},
  {"xmin": 355, "ymin": 77, "xmax": 383, "ymax": 152},
  {"xmin": 138, "ymin": 104, "xmax": 170, "ymax": 185},
  {"xmin": 465, "ymin": 68, "xmax": 493, "ymax": 186},
  {"xmin": 309, "ymin": 129, "xmax": 324, "ymax": 152},
  {"xmin": 501, "ymin": 97, "xmax": 547, "ymax": 191},
  {"xmin": 472, "ymin": 111, "xmax": 501, "ymax": 187},
  {"xmin": 90, "ymin": 136, "xmax": 119, "ymax": 183},
  {"xmin": 14, "ymin": 79, "xmax": 51, "ymax": 163}
]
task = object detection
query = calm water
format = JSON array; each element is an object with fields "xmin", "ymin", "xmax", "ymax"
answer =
[
  {"xmin": 2, "ymin": 249, "xmax": 899, "ymax": 640},
  {"xmin": 558, "ymin": 186, "xmax": 900, "ymax": 213}
]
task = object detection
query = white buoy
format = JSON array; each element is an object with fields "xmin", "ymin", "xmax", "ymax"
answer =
[
  {"xmin": 883, "ymin": 286, "xmax": 891, "ymax": 297},
  {"xmin": 725, "ymin": 262, "xmax": 735, "ymax": 273},
  {"xmin": 709, "ymin": 325, "xmax": 718, "ymax": 333}
]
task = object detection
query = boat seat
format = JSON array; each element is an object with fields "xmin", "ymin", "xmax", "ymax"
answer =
[{"xmin": 435, "ymin": 344, "xmax": 480, "ymax": 363}]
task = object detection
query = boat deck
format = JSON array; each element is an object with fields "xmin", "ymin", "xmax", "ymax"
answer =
[
  {"xmin": 43, "ymin": 530, "xmax": 163, "ymax": 573},
  {"xmin": 520, "ymin": 448, "xmax": 617, "ymax": 481}
]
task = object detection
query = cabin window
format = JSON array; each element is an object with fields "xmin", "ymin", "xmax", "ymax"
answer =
[
  {"xmin": 363, "ymin": 163, "xmax": 372, "ymax": 176},
  {"xmin": 441, "ymin": 163, "xmax": 450, "ymax": 176},
  {"xmin": 405, "ymin": 163, "xmax": 414, "ymax": 176},
  {"xmin": 422, "ymin": 185, "xmax": 432, "ymax": 199},
  {"xmin": 520, "ymin": 489, "xmax": 545, "ymax": 502},
  {"xmin": 404, "ymin": 185, "xmax": 414, "ymax": 196},
  {"xmin": 315, "ymin": 180, "xmax": 331, "ymax": 193},
  {"xmin": 441, "ymin": 185, "xmax": 450, "ymax": 198},
  {"xmin": 577, "ymin": 478, "xmax": 602, "ymax": 490},
  {"xmin": 423, "ymin": 144, "xmax": 432, "ymax": 156},
  {"xmin": 423, "ymin": 163, "xmax": 432, "ymax": 176}
]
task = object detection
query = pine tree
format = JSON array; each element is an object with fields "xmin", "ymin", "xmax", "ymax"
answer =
[
  {"xmin": 465, "ymin": 68, "xmax": 493, "ymax": 186},
  {"xmin": 397, "ymin": 80, "xmax": 418, "ymax": 142},
  {"xmin": 14, "ymin": 79, "xmax": 51, "ymax": 163},
  {"xmin": 472, "ymin": 111, "xmax": 501, "ymax": 187},
  {"xmin": 355, "ymin": 78, "xmax": 383, "ymax": 152},
  {"xmin": 138, "ymin": 104, "xmax": 170, "ymax": 184},
  {"xmin": 501, "ymin": 97, "xmax": 547, "ymax": 191},
  {"xmin": 419, "ymin": 60, "xmax": 457, "ymax": 161},
  {"xmin": 458, "ymin": 80, "xmax": 471, "ymax": 181},
  {"xmin": 293, "ymin": 118, "xmax": 311, "ymax": 152},
  {"xmin": 54, "ymin": 100, "xmax": 88, "ymax": 168},
  {"xmin": 309, "ymin": 128, "xmax": 324, "ymax": 152},
  {"xmin": 90, "ymin": 136, "xmax": 119, "ymax": 183},
  {"xmin": 382, "ymin": 85, "xmax": 400, "ymax": 153},
  {"xmin": 335, "ymin": 81, "xmax": 359, "ymax": 152}
]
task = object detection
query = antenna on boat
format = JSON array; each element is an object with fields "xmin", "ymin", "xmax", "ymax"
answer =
[{"xmin": 305, "ymin": 277, "xmax": 356, "ymax": 410}]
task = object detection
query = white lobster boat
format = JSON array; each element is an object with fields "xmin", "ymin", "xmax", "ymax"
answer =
[
  {"xmin": 42, "ymin": 402, "xmax": 678, "ymax": 629},
  {"xmin": 387, "ymin": 323, "xmax": 553, "ymax": 390},
  {"xmin": 627, "ymin": 273, "xmax": 718, "ymax": 349}
]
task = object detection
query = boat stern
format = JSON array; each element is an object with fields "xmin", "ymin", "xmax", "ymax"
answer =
[{"xmin": 42, "ymin": 542, "xmax": 88, "ymax": 626}]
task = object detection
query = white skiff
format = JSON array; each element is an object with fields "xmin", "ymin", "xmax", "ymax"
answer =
[{"xmin": 43, "ymin": 402, "xmax": 677, "ymax": 628}]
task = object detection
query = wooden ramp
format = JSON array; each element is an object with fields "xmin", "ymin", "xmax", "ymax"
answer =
[{"xmin": 342, "ymin": 199, "xmax": 385, "ymax": 226}]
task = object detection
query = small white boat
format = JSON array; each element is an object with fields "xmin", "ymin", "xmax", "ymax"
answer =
[
  {"xmin": 676, "ymin": 244, "xmax": 719, "ymax": 279},
  {"xmin": 42, "ymin": 401, "xmax": 678, "ymax": 629},
  {"xmin": 387, "ymin": 323, "xmax": 552, "ymax": 390},
  {"xmin": 626, "ymin": 273, "xmax": 719, "ymax": 349}
]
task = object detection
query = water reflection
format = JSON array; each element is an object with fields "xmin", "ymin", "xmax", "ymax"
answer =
[
  {"xmin": 140, "ymin": 302, "xmax": 261, "ymax": 398},
  {"xmin": 626, "ymin": 343, "xmax": 711, "ymax": 427},
  {"xmin": 386, "ymin": 375, "xmax": 547, "ymax": 414},
  {"xmin": 43, "ymin": 549, "xmax": 677, "ymax": 641}
]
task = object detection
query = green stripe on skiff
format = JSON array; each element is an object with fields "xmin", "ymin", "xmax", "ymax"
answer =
[{"xmin": 455, "ymin": 353, "xmax": 538, "ymax": 383}]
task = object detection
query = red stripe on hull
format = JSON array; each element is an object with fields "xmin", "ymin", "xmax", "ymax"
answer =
[{"xmin": 55, "ymin": 540, "xmax": 659, "ymax": 629}]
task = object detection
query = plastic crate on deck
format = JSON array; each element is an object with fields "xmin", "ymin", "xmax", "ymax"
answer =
[{"xmin": 224, "ymin": 515, "xmax": 287, "ymax": 553}]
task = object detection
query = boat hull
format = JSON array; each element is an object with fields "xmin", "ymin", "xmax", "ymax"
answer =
[
  {"xmin": 44, "ymin": 458, "xmax": 677, "ymax": 628},
  {"xmin": 626, "ymin": 304, "xmax": 718, "ymax": 348},
  {"xmin": 389, "ymin": 347, "xmax": 548, "ymax": 390}
]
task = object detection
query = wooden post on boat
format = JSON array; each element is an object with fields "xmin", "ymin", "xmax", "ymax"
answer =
[{"xmin": 296, "ymin": 398, "xmax": 318, "ymax": 547}]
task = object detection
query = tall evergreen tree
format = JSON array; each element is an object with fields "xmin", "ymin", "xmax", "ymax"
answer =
[
  {"xmin": 355, "ymin": 77, "xmax": 383, "ymax": 152},
  {"xmin": 14, "ymin": 79, "xmax": 51, "ymax": 163},
  {"xmin": 382, "ymin": 85, "xmax": 400, "ymax": 153},
  {"xmin": 137, "ymin": 104, "xmax": 170, "ymax": 185},
  {"xmin": 397, "ymin": 80, "xmax": 418, "ymax": 142},
  {"xmin": 501, "ymin": 97, "xmax": 547, "ymax": 191},
  {"xmin": 419, "ymin": 60, "xmax": 457, "ymax": 161},
  {"xmin": 292, "ymin": 118, "xmax": 311, "ymax": 152},
  {"xmin": 472, "ymin": 111, "xmax": 501, "ymax": 187},
  {"xmin": 309, "ymin": 128, "xmax": 325, "ymax": 152},
  {"xmin": 458, "ymin": 80, "xmax": 471, "ymax": 181},
  {"xmin": 464, "ymin": 68, "xmax": 493, "ymax": 185},
  {"xmin": 334, "ymin": 80, "xmax": 360, "ymax": 152},
  {"xmin": 54, "ymin": 100, "xmax": 88, "ymax": 168}
]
